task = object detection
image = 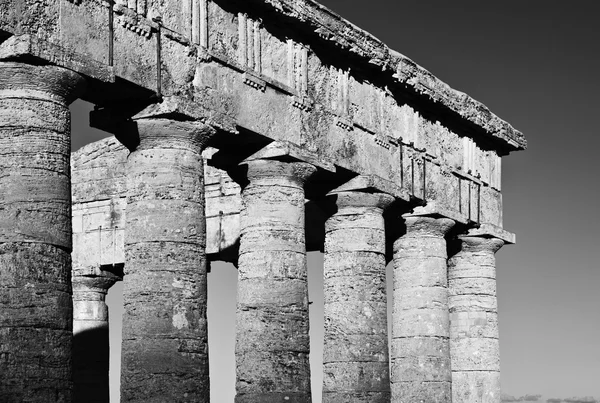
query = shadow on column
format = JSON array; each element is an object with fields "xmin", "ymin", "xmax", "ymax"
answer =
[
  {"xmin": 73, "ymin": 326, "xmax": 111, "ymax": 403},
  {"xmin": 72, "ymin": 272, "xmax": 122, "ymax": 403}
]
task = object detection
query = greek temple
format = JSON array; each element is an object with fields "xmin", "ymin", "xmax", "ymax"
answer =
[{"xmin": 0, "ymin": 0, "xmax": 526, "ymax": 402}]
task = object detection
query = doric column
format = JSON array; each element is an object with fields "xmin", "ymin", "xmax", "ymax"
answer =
[
  {"xmin": 322, "ymin": 191, "xmax": 394, "ymax": 403},
  {"xmin": 235, "ymin": 159, "xmax": 316, "ymax": 403},
  {"xmin": 121, "ymin": 118, "xmax": 214, "ymax": 402},
  {"xmin": 72, "ymin": 276, "xmax": 118, "ymax": 403},
  {"xmin": 391, "ymin": 215, "xmax": 455, "ymax": 403},
  {"xmin": 0, "ymin": 62, "xmax": 85, "ymax": 402},
  {"xmin": 448, "ymin": 236, "xmax": 504, "ymax": 403}
]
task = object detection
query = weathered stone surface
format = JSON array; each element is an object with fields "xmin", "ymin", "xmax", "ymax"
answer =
[
  {"xmin": 236, "ymin": 159, "xmax": 315, "ymax": 403},
  {"xmin": 448, "ymin": 236, "xmax": 504, "ymax": 403},
  {"xmin": 0, "ymin": 0, "xmax": 61, "ymax": 43},
  {"xmin": 1, "ymin": 0, "xmax": 526, "ymax": 151},
  {"xmin": 72, "ymin": 198, "xmax": 126, "ymax": 271},
  {"xmin": 71, "ymin": 137, "xmax": 128, "ymax": 204},
  {"xmin": 322, "ymin": 191, "xmax": 393, "ymax": 403},
  {"xmin": 121, "ymin": 118, "xmax": 214, "ymax": 402},
  {"xmin": 72, "ymin": 276, "xmax": 118, "ymax": 403},
  {"xmin": 452, "ymin": 372, "xmax": 501, "ymax": 403},
  {"xmin": 391, "ymin": 215, "xmax": 455, "ymax": 403},
  {"xmin": 69, "ymin": 137, "xmax": 506, "ymax": 272},
  {"xmin": 255, "ymin": 0, "xmax": 525, "ymax": 149},
  {"xmin": 0, "ymin": 61, "xmax": 84, "ymax": 403},
  {"xmin": 71, "ymin": 139, "xmax": 244, "ymax": 267},
  {"xmin": 0, "ymin": 0, "xmax": 527, "ymax": 400},
  {"xmin": 2, "ymin": 0, "xmax": 520, "ymax": 226},
  {"xmin": 0, "ymin": 34, "xmax": 115, "ymax": 84}
]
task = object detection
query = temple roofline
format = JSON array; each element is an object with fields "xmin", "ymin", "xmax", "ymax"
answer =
[
  {"xmin": 248, "ymin": 0, "xmax": 526, "ymax": 151},
  {"xmin": 0, "ymin": 1, "xmax": 526, "ymax": 152}
]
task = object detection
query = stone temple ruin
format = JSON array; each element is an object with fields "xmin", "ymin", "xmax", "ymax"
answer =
[{"xmin": 0, "ymin": 0, "xmax": 526, "ymax": 402}]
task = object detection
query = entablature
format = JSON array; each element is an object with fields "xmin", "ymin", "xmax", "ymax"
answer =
[
  {"xmin": 3, "ymin": 0, "xmax": 523, "ymax": 265},
  {"xmin": 1, "ymin": 0, "xmax": 525, "ymax": 152}
]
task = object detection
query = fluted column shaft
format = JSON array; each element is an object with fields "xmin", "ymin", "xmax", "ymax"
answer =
[
  {"xmin": 121, "ymin": 119, "xmax": 213, "ymax": 402},
  {"xmin": 391, "ymin": 215, "xmax": 455, "ymax": 403},
  {"xmin": 73, "ymin": 276, "xmax": 118, "ymax": 403},
  {"xmin": 0, "ymin": 62, "xmax": 84, "ymax": 402},
  {"xmin": 322, "ymin": 191, "xmax": 393, "ymax": 403},
  {"xmin": 235, "ymin": 159, "xmax": 316, "ymax": 403},
  {"xmin": 448, "ymin": 236, "xmax": 504, "ymax": 403}
]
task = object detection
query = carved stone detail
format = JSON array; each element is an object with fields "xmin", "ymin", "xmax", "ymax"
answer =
[
  {"xmin": 243, "ymin": 72, "xmax": 267, "ymax": 92},
  {"xmin": 287, "ymin": 39, "xmax": 308, "ymax": 94},
  {"xmin": 238, "ymin": 13, "xmax": 262, "ymax": 74},
  {"xmin": 335, "ymin": 115, "xmax": 353, "ymax": 131},
  {"xmin": 0, "ymin": 0, "xmax": 525, "ymax": 400}
]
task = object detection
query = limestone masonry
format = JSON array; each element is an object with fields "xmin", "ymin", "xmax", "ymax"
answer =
[{"xmin": 0, "ymin": 0, "xmax": 525, "ymax": 402}]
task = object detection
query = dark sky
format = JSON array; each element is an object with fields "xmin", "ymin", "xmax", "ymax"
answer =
[{"xmin": 71, "ymin": 1, "xmax": 600, "ymax": 401}]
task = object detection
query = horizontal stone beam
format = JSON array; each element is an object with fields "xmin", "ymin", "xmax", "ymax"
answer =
[
  {"xmin": 330, "ymin": 174, "xmax": 410, "ymax": 202},
  {"xmin": 0, "ymin": 0, "xmax": 525, "ymax": 153},
  {"xmin": 252, "ymin": 0, "xmax": 525, "ymax": 150},
  {"xmin": 243, "ymin": 140, "xmax": 335, "ymax": 173},
  {"xmin": 70, "ymin": 133, "xmax": 511, "ymax": 266},
  {"xmin": 467, "ymin": 223, "xmax": 516, "ymax": 244},
  {"xmin": 0, "ymin": 34, "xmax": 114, "ymax": 83}
]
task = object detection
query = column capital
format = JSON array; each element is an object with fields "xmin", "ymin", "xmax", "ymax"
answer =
[
  {"xmin": 402, "ymin": 215, "xmax": 455, "ymax": 237},
  {"xmin": 467, "ymin": 222, "xmax": 516, "ymax": 244},
  {"xmin": 328, "ymin": 190, "xmax": 395, "ymax": 211},
  {"xmin": 243, "ymin": 140, "xmax": 335, "ymax": 172},
  {"xmin": 243, "ymin": 158, "xmax": 317, "ymax": 185},
  {"xmin": 0, "ymin": 61, "xmax": 85, "ymax": 104},
  {"xmin": 72, "ymin": 276, "xmax": 113, "ymax": 328},
  {"xmin": 409, "ymin": 201, "xmax": 469, "ymax": 225},
  {"xmin": 72, "ymin": 275, "xmax": 118, "ymax": 296},
  {"xmin": 456, "ymin": 235, "xmax": 505, "ymax": 254},
  {"xmin": 134, "ymin": 117, "xmax": 216, "ymax": 152},
  {"xmin": 329, "ymin": 174, "xmax": 410, "ymax": 202}
]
